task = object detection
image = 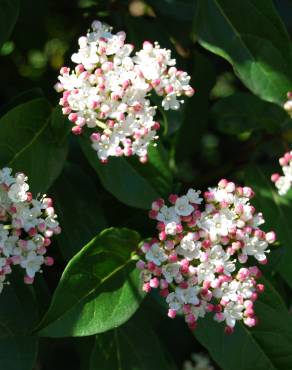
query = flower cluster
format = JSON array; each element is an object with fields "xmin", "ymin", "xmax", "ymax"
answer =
[
  {"xmin": 271, "ymin": 151, "xmax": 292, "ymax": 195},
  {"xmin": 183, "ymin": 353, "xmax": 214, "ymax": 370},
  {"xmin": 0, "ymin": 168, "xmax": 61, "ymax": 293},
  {"xmin": 55, "ymin": 21, "xmax": 194, "ymax": 163},
  {"xmin": 137, "ymin": 180, "xmax": 276, "ymax": 332}
]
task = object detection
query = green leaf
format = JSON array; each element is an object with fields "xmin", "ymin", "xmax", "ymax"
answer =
[
  {"xmin": 0, "ymin": 99, "xmax": 68, "ymax": 193},
  {"xmin": 195, "ymin": 277, "xmax": 292, "ymax": 370},
  {"xmin": 0, "ymin": 269, "xmax": 39, "ymax": 337},
  {"xmin": 146, "ymin": 0, "xmax": 197, "ymax": 21},
  {"xmin": 37, "ymin": 228, "xmax": 144, "ymax": 337},
  {"xmin": 193, "ymin": 0, "xmax": 292, "ymax": 105},
  {"xmin": 212, "ymin": 92, "xmax": 287, "ymax": 135},
  {"xmin": 0, "ymin": 271, "xmax": 39, "ymax": 370},
  {"xmin": 89, "ymin": 312, "xmax": 178, "ymax": 370},
  {"xmin": 175, "ymin": 51, "xmax": 216, "ymax": 161},
  {"xmin": 0, "ymin": 88, "xmax": 44, "ymax": 118},
  {"xmin": 50, "ymin": 106, "xmax": 72, "ymax": 145},
  {"xmin": 80, "ymin": 137, "xmax": 172, "ymax": 209},
  {"xmin": 0, "ymin": 0, "xmax": 19, "ymax": 48},
  {"xmin": 50, "ymin": 162, "xmax": 107, "ymax": 260},
  {"xmin": 245, "ymin": 164, "xmax": 292, "ymax": 288},
  {"xmin": 0, "ymin": 336, "xmax": 38, "ymax": 370}
]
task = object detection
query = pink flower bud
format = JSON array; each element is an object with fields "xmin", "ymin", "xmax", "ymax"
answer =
[
  {"xmin": 168, "ymin": 309, "xmax": 177, "ymax": 319},
  {"xmin": 24, "ymin": 276, "xmax": 34, "ymax": 285}
]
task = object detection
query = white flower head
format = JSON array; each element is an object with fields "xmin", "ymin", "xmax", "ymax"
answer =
[
  {"xmin": 0, "ymin": 168, "xmax": 60, "ymax": 294},
  {"xmin": 56, "ymin": 21, "xmax": 194, "ymax": 163}
]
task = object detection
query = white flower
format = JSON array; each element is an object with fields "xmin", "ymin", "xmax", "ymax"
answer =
[
  {"xmin": 187, "ymin": 189, "xmax": 203, "ymax": 204},
  {"xmin": 165, "ymin": 221, "xmax": 178, "ymax": 235},
  {"xmin": 157, "ymin": 206, "xmax": 180, "ymax": 224},
  {"xmin": 166, "ymin": 292, "xmax": 183, "ymax": 311},
  {"xmin": 198, "ymin": 209, "xmax": 235, "ymax": 241},
  {"xmin": 222, "ymin": 302, "xmax": 244, "ymax": 327},
  {"xmin": 162, "ymin": 93, "xmax": 180, "ymax": 110},
  {"xmin": 162, "ymin": 263, "xmax": 181, "ymax": 283},
  {"xmin": 0, "ymin": 225, "xmax": 9, "ymax": 248},
  {"xmin": 175, "ymin": 196, "xmax": 194, "ymax": 216},
  {"xmin": 0, "ymin": 168, "xmax": 14, "ymax": 186},
  {"xmin": 8, "ymin": 182, "xmax": 29, "ymax": 203},
  {"xmin": 2, "ymin": 236, "xmax": 19, "ymax": 257},
  {"xmin": 20, "ymin": 252, "xmax": 44, "ymax": 278},
  {"xmin": 175, "ymin": 286, "xmax": 200, "ymax": 305},
  {"xmin": 183, "ymin": 353, "xmax": 214, "ymax": 370},
  {"xmin": 213, "ymin": 280, "xmax": 240, "ymax": 302},
  {"xmin": 196, "ymin": 261, "xmax": 215, "ymax": 284},
  {"xmin": 145, "ymin": 243, "xmax": 168, "ymax": 266},
  {"xmin": 275, "ymin": 176, "xmax": 291, "ymax": 196},
  {"xmin": 176, "ymin": 233, "xmax": 201, "ymax": 260},
  {"xmin": 242, "ymin": 236, "xmax": 269, "ymax": 262}
]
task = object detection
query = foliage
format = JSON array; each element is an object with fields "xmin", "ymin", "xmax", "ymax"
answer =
[{"xmin": 1, "ymin": 1, "xmax": 292, "ymax": 369}]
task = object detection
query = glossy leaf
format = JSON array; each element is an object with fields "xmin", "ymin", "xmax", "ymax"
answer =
[
  {"xmin": 146, "ymin": 0, "xmax": 196, "ymax": 21},
  {"xmin": 80, "ymin": 137, "xmax": 172, "ymax": 209},
  {"xmin": 0, "ymin": 98, "xmax": 68, "ymax": 193},
  {"xmin": 0, "ymin": 270, "xmax": 39, "ymax": 370},
  {"xmin": 0, "ymin": 0, "xmax": 19, "ymax": 48},
  {"xmin": 50, "ymin": 106, "xmax": 72, "ymax": 145},
  {"xmin": 195, "ymin": 277, "xmax": 292, "ymax": 370},
  {"xmin": 193, "ymin": 0, "xmax": 292, "ymax": 105},
  {"xmin": 0, "ymin": 269, "xmax": 39, "ymax": 337},
  {"xmin": 37, "ymin": 228, "xmax": 144, "ymax": 337},
  {"xmin": 212, "ymin": 92, "xmax": 287, "ymax": 134},
  {"xmin": 50, "ymin": 162, "xmax": 107, "ymax": 260},
  {"xmin": 89, "ymin": 313, "xmax": 178, "ymax": 370},
  {"xmin": 175, "ymin": 51, "xmax": 216, "ymax": 161},
  {"xmin": 0, "ymin": 336, "xmax": 38, "ymax": 370}
]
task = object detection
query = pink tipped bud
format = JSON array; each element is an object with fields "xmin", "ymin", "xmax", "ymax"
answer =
[
  {"xmin": 249, "ymin": 266, "xmax": 262, "ymax": 278},
  {"xmin": 218, "ymin": 179, "xmax": 228, "ymax": 188},
  {"xmin": 24, "ymin": 276, "xmax": 34, "ymax": 285},
  {"xmin": 28, "ymin": 227, "xmax": 37, "ymax": 237},
  {"xmin": 150, "ymin": 277, "xmax": 160, "ymax": 288},
  {"xmin": 224, "ymin": 326, "xmax": 234, "ymax": 335},
  {"xmin": 185, "ymin": 87, "xmax": 195, "ymax": 97},
  {"xmin": 256, "ymin": 284, "xmax": 265, "ymax": 293},
  {"xmin": 271, "ymin": 173, "xmax": 280, "ymax": 183},
  {"xmin": 160, "ymin": 279, "xmax": 168, "ymax": 289},
  {"xmin": 206, "ymin": 304, "xmax": 214, "ymax": 312},
  {"xmin": 259, "ymin": 258, "xmax": 268, "ymax": 265},
  {"xmin": 168, "ymin": 194, "xmax": 178, "ymax": 204},
  {"xmin": 159, "ymin": 231, "xmax": 167, "ymax": 241},
  {"xmin": 243, "ymin": 186, "xmax": 254, "ymax": 198},
  {"xmin": 265, "ymin": 231, "xmax": 276, "ymax": 244},
  {"xmin": 152, "ymin": 121, "xmax": 160, "ymax": 130},
  {"xmin": 160, "ymin": 288, "xmax": 169, "ymax": 297},
  {"xmin": 136, "ymin": 260, "xmax": 145, "ymax": 270},
  {"xmin": 45, "ymin": 256, "xmax": 54, "ymax": 266},
  {"xmin": 168, "ymin": 309, "xmax": 177, "ymax": 319},
  {"xmin": 68, "ymin": 113, "xmax": 78, "ymax": 122},
  {"xmin": 168, "ymin": 254, "xmax": 178, "ymax": 263},
  {"xmin": 148, "ymin": 210, "xmax": 158, "ymax": 219},
  {"xmin": 143, "ymin": 41, "xmax": 153, "ymax": 52},
  {"xmin": 72, "ymin": 126, "xmax": 82, "ymax": 135},
  {"xmin": 90, "ymin": 132, "xmax": 101, "ymax": 142},
  {"xmin": 139, "ymin": 155, "xmax": 148, "ymax": 164},
  {"xmin": 143, "ymin": 282, "xmax": 151, "ymax": 293},
  {"xmin": 152, "ymin": 198, "xmax": 164, "ymax": 211}
]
